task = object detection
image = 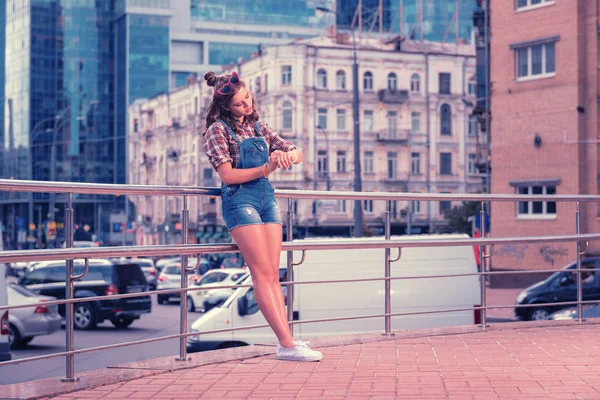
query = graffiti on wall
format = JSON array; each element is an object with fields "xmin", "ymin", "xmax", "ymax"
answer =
[{"xmin": 539, "ymin": 245, "xmax": 569, "ymax": 266}]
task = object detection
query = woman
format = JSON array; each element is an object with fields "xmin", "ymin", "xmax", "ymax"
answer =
[{"xmin": 202, "ymin": 71, "xmax": 322, "ymax": 362}]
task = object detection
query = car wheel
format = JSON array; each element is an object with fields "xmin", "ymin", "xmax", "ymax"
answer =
[
  {"xmin": 187, "ymin": 296, "xmax": 195, "ymax": 312},
  {"xmin": 21, "ymin": 337, "xmax": 34, "ymax": 345},
  {"xmin": 529, "ymin": 307, "xmax": 550, "ymax": 321},
  {"xmin": 111, "ymin": 317, "xmax": 135, "ymax": 329},
  {"xmin": 73, "ymin": 303, "xmax": 97, "ymax": 330},
  {"xmin": 8, "ymin": 324, "xmax": 21, "ymax": 349}
]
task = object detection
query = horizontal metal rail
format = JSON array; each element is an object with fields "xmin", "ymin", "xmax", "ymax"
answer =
[
  {"xmin": 2, "ymin": 178, "xmax": 600, "ymax": 202},
  {"xmin": 0, "ymin": 232, "xmax": 598, "ymax": 263},
  {"xmin": 3, "ymin": 298, "xmax": 599, "ymax": 367},
  {"xmin": 0, "ymin": 266, "xmax": 587, "ymax": 313}
]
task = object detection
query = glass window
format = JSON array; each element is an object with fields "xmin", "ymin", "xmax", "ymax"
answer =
[
  {"xmin": 517, "ymin": 47, "xmax": 529, "ymax": 77},
  {"xmin": 317, "ymin": 150, "xmax": 328, "ymax": 176},
  {"xmin": 363, "ymin": 71, "xmax": 373, "ymax": 91},
  {"xmin": 531, "ymin": 45, "xmax": 543, "ymax": 75},
  {"xmin": 363, "ymin": 200, "xmax": 374, "ymax": 213},
  {"xmin": 411, "ymin": 152, "xmax": 421, "ymax": 174},
  {"xmin": 468, "ymin": 153, "xmax": 478, "ymax": 175},
  {"xmin": 388, "ymin": 72, "xmax": 397, "ymax": 91},
  {"xmin": 336, "ymin": 70, "xmax": 346, "ymax": 90},
  {"xmin": 336, "ymin": 109, "xmax": 346, "ymax": 131},
  {"xmin": 439, "ymin": 73, "xmax": 451, "ymax": 94},
  {"xmin": 411, "ymin": 112, "xmax": 421, "ymax": 133},
  {"xmin": 440, "ymin": 104, "xmax": 452, "ymax": 135},
  {"xmin": 387, "ymin": 111, "xmax": 397, "ymax": 136},
  {"xmin": 439, "ymin": 200, "xmax": 452, "ymax": 215},
  {"xmin": 515, "ymin": 42, "xmax": 556, "ymax": 79},
  {"xmin": 387, "ymin": 152, "xmax": 397, "ymax": 179},
  {"xmin": 410, "ymin": 73, "xmax": 420, "ymax": 92},
  {"xmin": 363, "ymin": 110, "xmax": 374, "ymax": 132},
  {"xmin": 336, "ymin": 151, "xmax": 347, "ymax": 173},
  {"xmin": 440, "ymin": 152, "xmax": 452, "ymax": 175},
  {"xmin": 517, "ymin": 185, "xmax": 557, "ymax": 216},
  {"xmin": 516, "ymin": 0, "xmax": 554, "ymax": 10},
  {"xmin": 281, "ymin": 66, "xmax": 292, "ymax": 86},
  {"xmin": 317, "ymin": 108, "xmax": 327, "ymax": 129},
  {"xmin": 469, "ymin": 115, "xmax": 478, "ymax": 137},
  {"xmin": 208, "ymin": 42, "xmax": 258, "ymax": 68},
  {"xmin": 364, "ymin": 151, "xmax": 374, "ymax": 173},
  {"xmin": 317, "ymin": 68, "xmax": 327, "ymax": 89},
  {"xmin": 282, "ymin": 101, "xmax": 293, "ymax": 130},
  {"xmin": 545, "ymin": 43, "xmax": 555, "ymax": 73}
]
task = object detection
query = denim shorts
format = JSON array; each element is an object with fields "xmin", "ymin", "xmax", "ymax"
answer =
[{"xmin": 221, "ymin": 179, "xmax": 283, "ymax": 231}]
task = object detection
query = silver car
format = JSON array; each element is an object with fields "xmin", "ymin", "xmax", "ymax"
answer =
[{"xmin": 7, "ymin": 284, "xmax": 62, "ymax": 348}]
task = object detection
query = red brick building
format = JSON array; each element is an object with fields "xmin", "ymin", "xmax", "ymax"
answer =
[{"xmin": 490, "ymin": 0, "xmax": 599, "ymax": 281}]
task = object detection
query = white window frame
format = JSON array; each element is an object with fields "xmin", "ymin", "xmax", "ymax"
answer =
[
  {"xmin": 516, "ymin": 185, "xmax": 557, "ymax": 219},
  {"xmin": 338, "ymin": 200, "xmax": 347, "ymax": 213},
  {"xmin": 282, "ymin": 101, "xmax": 293, "ymax": 130},
  {"xmin": 316, "ymin": 68, "xmax": 327, "ymax": 89},
  {"xmin": 363, "ymin": 110, "xmax": 374, "ymax": 132},
  {"xmin": 515, "ymin": 0, "xmax": 555, "ymax": 12},
  {"xmin": 336, "ymin": 109, "xmax": 346, "ymax": 131},
  {"xmin": 363, "ymin": 200, "xmax": 374, "ymax": 214},
  {"xmin": 468, "ymin": 79, "xmax": 477, "ymax": 95},
  {"xmin": 317, "ymin": 150, "xmax": 328, "ymax": 177},
  {"xmin": 411, "ymin": 152, "xmax": 421, "ymax": 175},
  {"xmin": 336, "ymin": 151, "xmax": 347, "ymax": 173},
  {"xmin": 387, "ymin": 111, "xmax": 398, "ymax": 137},
  {"xmin": 364, "ymin": 151, "xmax": 374, "ymax": 173},
  {"xmin": 387, "ymin": 73, "xmax": 397, "ymax": 91},
  {"xmin": 412, "ymin": 199, "xmax": 421, "ymax": 214},
  {"xmin": 411, "ymin": 111, "xmax": 421, "ymax": 133},
  {"xmin": 468, "ymin": 153, "xmax": 478, "ymax": 175},
  {"xmin": 336, "ymin": 70, "xmax": 346, "ymax": 90},
  {"xmin": 281, "ymin": 65, "xmax": 292, "ymax": 86},
  {"xmin": 515, "ymin": 42, "xmax": 556, "ymax": 82},
  {"xmin": 440, "ymin": 152, "xmax": 452, "ymax": 175},
  {"xmin": 317, "ymin": 108, "xmax": 328, "ymax": 130},
  {"xmin": 410, "ymin": 73, "xmax": 420, "ymax": 93},
  {"xmin": 468, "ymin": 115, "xmax": 479, "ymax": 137},
  {"xmin": 387, "ymin": 152, "xmax": 397, "ymax": 179},
  {"xmin": 363, "ymin": 71, "xmax": 374, "ymax": 91}
]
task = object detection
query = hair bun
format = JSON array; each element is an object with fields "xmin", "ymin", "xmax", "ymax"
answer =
[{"xmin": 204, "ymin": 72, "xmax": 219, "ymax": 87}]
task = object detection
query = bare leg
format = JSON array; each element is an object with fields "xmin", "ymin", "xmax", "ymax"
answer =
[
  {"xmin": 231, "ymin": 224, "xmax": 294, "ymax": 348},
  {"xmin": 263, "ymin": 223, "xmax": 292, "ymax": 341}
]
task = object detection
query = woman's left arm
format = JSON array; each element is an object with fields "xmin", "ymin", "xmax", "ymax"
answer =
[{"xmin": 261, "ymin": 122, "xmax": 303, "ymax": 169}]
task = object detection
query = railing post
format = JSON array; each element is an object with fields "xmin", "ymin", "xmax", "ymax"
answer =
[
  {"xmin": 383, "ymin": 200, "xmax": 393, "ymax": 336},
  {"xmin": 176, "ymin": 196, "xmax": 191, "ymax": 361},
  {"xmin": 479, "ymin": 201, "xmax": 488, "ymax": 329},
  {"xmin": 61, "ymin": 193, "xmax": 78, "ymax": 382},
  {"xmin": 286, "ymin": 198, "xmax": 294, "ymax": 334},
  {"xmin": 576, "ymin": 201, "xmax": 584, "ymax": 323}
]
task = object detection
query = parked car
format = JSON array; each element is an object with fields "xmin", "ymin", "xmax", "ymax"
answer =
[
  {"xmin": 156, "ymin": 258, "xmax": 202, "ymax": 304},
  {"xmin": 0, "ymin": 263, "xmax": 11, "ymax": 361},
  {"xmin": 155, "ymin": 256, "xmax": 180, "ymax": 274},
  {"xmin": 515, "ymin": 258, "xmax": 600, "ymax": 321},
  {"xmin": 187, "ymin": 268, "xmax": 248, "ymax": 312},
  {"xmin": 549, "ymin": 303, "xmax": 600, "ymax": 320},
  {"xmin": 7, "ymin": 284, "xmax": 62, "ymax": 348},
  {"xmin": 220, "ymin": 256, "xmax": 245, "ymax": 269},
  {"xmin": 19, "ymin": 259, "xmax": 151, "ymax": 330},
  {"xmin": 114, "ymin": 258, "xmax": 157, "ymax": 290}
]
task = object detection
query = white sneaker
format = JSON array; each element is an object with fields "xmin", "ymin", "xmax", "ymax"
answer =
[{"xmin": 276, "ymin": 341, "xmax": 323, "ymax": 362}]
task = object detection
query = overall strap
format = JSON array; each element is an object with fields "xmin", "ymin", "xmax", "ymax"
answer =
[
  {"xmin": 218, "ymin": 119, "xmax": 240, "ymax": 141},
  {"xmin": 254, "ymin": 122, "xmax": 263, "ymax": 137}
]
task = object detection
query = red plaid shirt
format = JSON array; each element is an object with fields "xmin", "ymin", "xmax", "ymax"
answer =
[{"xmin": 204, "ymin": 120, "xmax": 297, "ymax": 170}]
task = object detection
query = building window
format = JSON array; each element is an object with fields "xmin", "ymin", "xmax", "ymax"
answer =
[
  {"xmin": 517, "ymin": 185, "xmax": 556, "ymax": 216},
  {"xmin": 468, "ymin": 153, "xmax": 478, "ymax": 175},
  {"xmin": 336, "ymin": 151, "xmax": 347, "ymax": 173},
  {"xmin": 440, "ymin": 152, "xmax": 452, "ymax": 175},
  {"xmin": 410, "ymin": 73, "xmax": 420, "ymax": 93},
  {"xmin": 255, "ymin": 77, "xmax": 261, "ymax": 94},
  {"xmin": 387, "ymin": 111, "xmax": 397, "ymax": 136},
  {"xmin": 389, "ymin": 200, "xmax": 398, "ymax": 219},
  {"xmin": 364, "ymin": 151, "xmax": 374, "ymax": 173},
  {"xmin": 387, "ymin": 152, "xmax": 397, "ymax": 179},
  {"xmin": 412, "ymin": 199, "xmax": 421, "ymax": 214},
  {"xmin": 133, "ymin": 119, "xmax": 139, "ymax": 133},
  {"xmin": 516, "ymin": 42, "xmax": 555, "ymax": 80},
  {"xmin": 387, "ymin": 72, "xmax": 397, "ymax": 91},
  {"xmin": 411, "ymin": 152, "xmax": 421, "ymax": 174},
  {"xmin": 264, "ymin": 74, "xmax": 268, "ymax": 93},
  {"xmin": 411, "ymin": 112, "xmax": 421, "ymax": 133},
  {"xmin": 317, "ymin": 68, "xmax": 327, "ymax": 89},
  {"xmin": 468, "ymin": 115, "xmax": 478, "ymax": 137},
  {"xmin": 336, "ymin": 109, "xmax": 346, "ymax": 131},
  {"xmin": 440, "ymin": 104, "xmax": 452, "ymax": 135},
  {"xmin": 439, "ymin": 199, "xmax": 452, "ymax": 215},
  {"xmin": 439, "ymin": 72, "xmax": 451, "ymax": 94},
  {"xmin": 317, "ymin": 150, "xmax": 328, "ymax": 177},
  {"xmin": 317, "ymin": 108, "xmax": 328, "ymax": 129},
  {"xmin": 281, "ymin": 65, "xmax": 292, "ymax": 86},
  {"xmin": 282, "ymin": 101, "xmax": 293, "ymax": 130},
  {"xmin": 338, "ymin": 200, "xmax": 347, "ymax": 213},
  {"xmin": 336, "ymin": 70, "xmax": 346, "ymax": 90},
  {"xmin": 516, "ymin": 0, "xmax": 554, "ymax": 11},
  {"xmin": 363, "ymin": 71, "xmax": 373, "ymax": 91},
  {"xmin": 363, "ymin": 110, "xmax": 374, "ymax": 132},
  {"xmin": 468, "ymin": 79, "xmax": 476, "ymax": 95},
  {"xmin": 364, "ymin": 200, "xmax": 374, "ymax": 213}
]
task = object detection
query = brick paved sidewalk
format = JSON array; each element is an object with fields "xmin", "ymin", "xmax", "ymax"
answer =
[{"xmin": 32, "ymin": 321, "xmax": 600, "ymax": 400}]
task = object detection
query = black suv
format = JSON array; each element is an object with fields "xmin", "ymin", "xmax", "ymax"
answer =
[
  {"xmin": 19, "ymin": 259, "xmax": 152, "ymax": 330},
  {"xmin": 515, "ymin": 257, "xmax": 600, "ymax": 321}
]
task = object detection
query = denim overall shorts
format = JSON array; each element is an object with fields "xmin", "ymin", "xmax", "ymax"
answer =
[{"xmin": 219, "ymin": 119, "xmax": 282, "ymax": 231}]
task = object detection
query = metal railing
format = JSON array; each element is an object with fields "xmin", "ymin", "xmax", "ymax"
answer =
[{"xmin": 1, "ymin": 178, "xmax": 599, "ymax": 382}]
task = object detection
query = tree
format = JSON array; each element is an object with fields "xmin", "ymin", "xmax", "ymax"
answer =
[{"xmin": 441, "ymin": 201, "xmax": 482, "ymax": 234}]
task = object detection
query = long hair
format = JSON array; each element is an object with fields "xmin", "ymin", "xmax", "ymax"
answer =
[{"xmin": 203, "ymin": 71, "xmax": 259, "ymax": 137}]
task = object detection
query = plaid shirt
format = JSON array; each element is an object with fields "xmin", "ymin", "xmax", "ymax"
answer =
[{"xmin": 204, "ymin": 120, "xmax": 297, "ymax": 170}]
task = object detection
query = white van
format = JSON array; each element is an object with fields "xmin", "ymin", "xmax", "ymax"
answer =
[
  {"xmin": 187, "ymin": 234, "xmax": 481, "ymax": 352},
  {"xmin": 0, "ymin": 262, "xmax": 11, "ymax": 361}
]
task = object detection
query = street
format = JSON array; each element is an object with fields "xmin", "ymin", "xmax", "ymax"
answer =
[{"xmin": 1, "ymin": 286, "xmax": 523, "ymax": 385}]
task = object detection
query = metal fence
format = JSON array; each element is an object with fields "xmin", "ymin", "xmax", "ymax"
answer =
[{"xmin": 1, "ymin": 179, "xmax": 599, "ymax": 382}]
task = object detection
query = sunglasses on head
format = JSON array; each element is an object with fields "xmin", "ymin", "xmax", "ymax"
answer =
[{"xmin": 216, "ymin": 72, "xmax": 240, "ymax": 95}]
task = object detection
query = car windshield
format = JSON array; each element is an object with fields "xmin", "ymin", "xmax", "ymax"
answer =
[{"xmin": 163, "ymin": 265, "xmax": 182, "ymax": 275}]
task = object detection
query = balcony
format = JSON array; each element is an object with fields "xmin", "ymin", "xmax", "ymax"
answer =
[
  {"xmin": 378, "ymin": 89, "xmax": 409, "ymax": 104},
  {"xmin": 376, "ymin": 130, "xmax": 409, "ymax": 143}
]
